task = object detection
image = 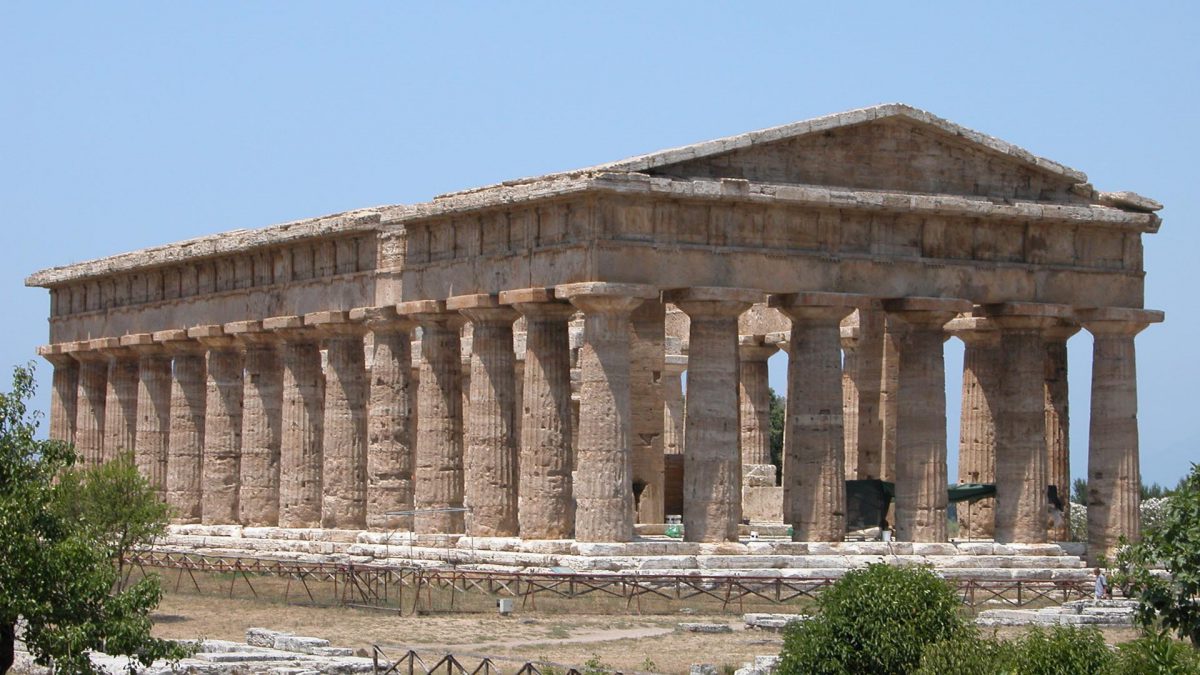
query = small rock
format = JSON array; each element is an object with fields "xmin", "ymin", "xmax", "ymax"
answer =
[
  {"xmin": 678, "ymin": 622, "xmax": 734, "ymax": 634},
  {"xmin": 690, "ymin": 665, "xmax": 719, "ymax": 675}
]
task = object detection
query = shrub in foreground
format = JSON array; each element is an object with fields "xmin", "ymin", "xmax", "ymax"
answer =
[
  {"xmin": 914, "ymin": 632, "xmax": 1017, "ymax": 674},
  {"xmin": 778, "ymin": 563, "xmax": 967, "ymax": 675}
]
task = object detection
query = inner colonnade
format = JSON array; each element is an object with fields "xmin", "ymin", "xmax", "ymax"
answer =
[{"xmin": 29, "ymin": 105, "xmax": 1164, "ymax": 562}]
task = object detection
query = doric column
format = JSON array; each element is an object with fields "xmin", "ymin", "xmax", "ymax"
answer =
[
  {"xmin": 303, "ymin": 311, "xmax": 369, "ymax": 530},
  {"xmin": 662, "ymin": 355, "xmax": 686, "ymax": 457},
  {"xmin": 979, "ymin": 303, "xmax": 1071, "ymax": 544},
  {"xmin": 190, "ymin": 325, "xmax": 244, "ymax": 525},
  {"xmin": 153, "ymin": 329, "xmax": 206, "ymax": 523},
  {"xmin": 351, "ymin": 307, "xmax": 417, "ymax": 531},
  {"xmin": 1044, "ymin": 322, "xmax": 1079, "ymax": 541},
  {"xmin": 69, "ymin": 342, "xmax": 108, "ymax": 467},
  {"xmin": 739, "ymin": 336, "xmax": 778, "ymax": 486},
  {"xmin": 772, "ymin": 293, "xmax": 871, "ymax": 542},
  {"xmin": 97, "ymin": 338, "xmax": 139, "ymax": 462},
  {"xmin": 449, "ymin": 294, "xmax": 520, "ymax": 537},
  {"xmin": 226, "ymin": 320, "xmax": 284, "ymax": 527},
  {"xmin": 842, "ymin": 309, "xmax": 886, "ymax": 480},
  {"xmin": 503, "ymin": 289, "xmax": 576, "ymax": 539},
  {"xmin": 120, "ymin": 333, "xmax": 172, "ymax": 495},
  {"xmin": 264, "ymin": 316, "xmax": 325, "ymax": 528},
  {"xmin": 879, "ymin": 318, "xmax": 900, "ymax": 483},
  {"xmin": 629, "ymin": 300, "xmax": 666, "ymax": 525},
  {"xmin": 558, "ymin": 282, "xmax": 658, "ymax": 542},
  {"xmin": 883, "ymin": 297, "xmax": 971, "ymax": 542},
  {"xmin": 399, "ymin": 301, "xmax": 466, "ymax": 535},
  {"xmin": 38, "ymin": 344, "xmax": 78, "ymax": 446},
  {"xmin": 1080, "ymin": 307, "xmax": 1162, "ymax": 563},
  {"xmin": 665, "ymin": 287, "xmax": 760, "ymax": 543},
  {"xmin": 945, "ymin": 316, "xmax": 1000, "ymax": 538}
]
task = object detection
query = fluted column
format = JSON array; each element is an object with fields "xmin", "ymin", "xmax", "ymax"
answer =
[
  {"xmin": 739, "ymin": 337, "xmax": 778, "ymax": 486},
  {"xmin": 773, "ymin": 293, "xmax": 869, "ymax": 542},
  {"xmin": 666, "ymin": 287, "xmax": 760, "ymax": 543},
  {"xmin": 38, "ymin": 345, "xmax": 78, "ymax": 446},
  {"xmin": 558, "ymin": 283, "xmax": 657, "ymax": 542},
  {"xmin": 190, "ymin": 325, "xmax": 243, "ymax": 525},
  {"xmin": 883, "ymin": 297, "xmax": 970, "ymax": 542},
  {"xmin": 97, "ymin": 338, "xmax": 139, "ymax": 462},
  {"xmin": 879, "ymin": 318, "xmax": 900, "ymax": 483},
  {"xmin": 226, "ymin": 321, "xmax": 283, "ymax": 527},
  {"xmin": 945, "ymin": 316, "xmax": 1000, "ymax": 538},
  {"xmin": 1081, "ymin": 307, "xmax": 1162, "ymax": 563},
  {"xmin": 70, "ymin": 343, "xmax": 108, "ymax": 467},
  {"xmin": 265, "ymin": 316, "xmax": 325, "ymax": 528},
  {"xmin": 662, "ymin": 356, "xmax": 686, "ymax": 457},
  {"xmin": 450, "ymin": 295, "xmax": 520, "ymax": 537},
  {"xmin": 628, "ymin": 300, "xmax": 666, "ymax": 524},
  {"xmin": 303, "ymin": 312, "xmax": 369, "ymax": 530},
  {"xmin": 399, "ymin": 301, "xmax": 466, "ymax": 534},
  {"xmin": 503, "ymin": 289, "xmax": 576, "ymax": 539},
  {"xmin": 1044, "ymin": 323, "xmax": 1079, "ymax": 541},
  {"xmin": 841, "ymin": 309, "xmax": 886, "ymax": 480},
  {"xmin": 352, "ymin": 307, "xmax": 417, "ymax": 531},
  {"xmin": 154, "ymin": 330, "xmax": 206, "ymax": 523},
  {"xmin": 120, "ymin": 334, "xmax": 172, "ymax": 495},
  {"xmin": 981, "ymin": 304, "xmax": 1072, "ymax": 544}
]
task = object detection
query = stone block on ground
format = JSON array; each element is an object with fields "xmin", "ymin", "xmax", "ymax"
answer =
[{"xmin": 678, "ymin": 622, "xmax": 734, "ymax": 633}]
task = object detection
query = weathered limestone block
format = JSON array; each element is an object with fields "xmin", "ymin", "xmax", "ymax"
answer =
[
  {"xmin": 451, "ymin": 295, "xmax": 520, "ymax": 537},
  {"xmin": 352, "ymin": 307, "xmax": 416, "ymax": 531},
  {"xmin": 101, "ymin": 342, "xmax": 139, "ymax": 462},
  {"xmin": 308, "ymin": 311, "xmax": 369, "ymax": 530},
  {"xmin": 883, "ymin": 297, "xmax": 971, "ymax": 543},
  {"xmin": 156, "ymin": 330, "xmax": 206, "ymax": 523},
  {"xmin": 226, "ymin": 321, "xmax": 283, "ymax": 527},
  {"xmin": 983, "ymin": 303, "xmax": 1071, "ymax": 544},
  {"xmin": 71, "ymin": 347, "xmax": 108, "ymax": 466},
  {"xmin": 773, "ymin": 293, "xmax": 867, "ymax": 542},
  {"xmin": 630, "ymin": 300, "xmax": 666, "ymax": 525},
  {"xmin": 668, "ymin": 287, "xmax": 760, "ymax": 543},
  {"xmin": 502, "ymin": 290, "xmax": 576, "ymax": 540},
  {"xmin": 1081, "ymin": 308, "xmax": 1161, "ymax": 563},
  {"xmin": 945, "ymin": 316, "xmax": 1000, "ymax": 538},
  {"xmin": 192, "ymin": 325, "xmax": 244, "ymax": 525},
  {"xmin": 401, "ymin": 301, "xmax": 466, "ymax": 534},
  {"xmin": 121, "ymin": 333, "xmax": 171, "ymax": 494},
  {"xmin": 1044, "ymin": 324, "xmax": 1078, "ymax": 541},
  {"xmin": 559, "ymin": 282, "xmax": 657, "ymax": 542},
  {"xmin": 267, "ymin": 317, "xmax": 325, "ymax": 528}
]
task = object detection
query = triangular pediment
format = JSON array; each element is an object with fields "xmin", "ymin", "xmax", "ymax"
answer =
[{"xmin": 596, "ymin": 104, "xmax": 1091, "ymax": 204}]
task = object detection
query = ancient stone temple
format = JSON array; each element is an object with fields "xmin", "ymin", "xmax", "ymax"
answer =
[{"xmin": 28, "ymin": 104, "xmax": 1162, "ymax": 562}]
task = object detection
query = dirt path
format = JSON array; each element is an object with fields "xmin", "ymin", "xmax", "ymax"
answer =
[{"xmin": 394, "ymin": 624, "xmax": 679, "ymax": 651}]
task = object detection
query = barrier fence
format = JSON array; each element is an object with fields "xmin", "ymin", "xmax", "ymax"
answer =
[
  {"xmin": 371, "ymin": 647, "xmax": 588, "ymax": 675},
  {"xmin": 126, "ymin": 549, "xmax": 1093, "ymax": 614}
]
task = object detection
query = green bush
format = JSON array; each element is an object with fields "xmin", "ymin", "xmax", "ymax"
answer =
[
  {"xmin": 1011, "ymin": 626, "xmax": 1115, "ymax": 675},
  {"xmin": 777, "ymin": 564, "xmax": 967, "ymax": 675},
  {"xmin": 914, "ymin": 633, "xmax": 1017, "ymax": 674},
  {"xmin": 1115, "ymin": 633, "xmax": 1200, "ymax": 674}
]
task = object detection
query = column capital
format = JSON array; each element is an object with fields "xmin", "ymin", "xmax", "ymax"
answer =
[
  {"xmin": 1079, "ymin": 307, "xmax": 1164, "ymax": 337},
  {"xmin": 263, "ymin": 315, "xmax": 324, "ymax": 342},
  {"xmin": 882, "ymin": 296, "xmax": 971, "ymax": 329},
  {"xmin": 944, "ymin": 315, "xmax": 1000, "ymax": 346},
  {"xmin": 188, "ymin": 324, "xmax": 240, "ymax": 349},
  {"xmin": 738, "ymin": 335, "xmax": 778, "ymax": 362},
  {"xmin": 349, "ymin": 306, "xmax": 415, "ymax": 332},
  {"xmin": 397, "ymin": 300, "xmax": 467, "ymax": 328},
  {"xmin": 119, "ymin": 332, "xmax": 171, "ymax": 356},
  {"xmin": 770, "ymin": 291, "xmax": 878, "ymax": 315},
  {"xmin": 664, "ymin": 353, "xmax": 688, "ymax": 374},
  {"xmin": 305, "ymin": 310, "xmax": 369, "ymax": 338},
  {"xmin": 151, "ymin": 329, "xmax": 206, "ymax": 354},
  {"xmin": 224, "ymin": 320, "xmax": 279, "ymax": 346},
  {"xmin": 556, "ymin": 282, "xmax": 658, "ymax": 316},
  {"xmin": 37, "ymin": 343, "xmax": 77, "ymax": 367},
  {"xmin": 501, "ymin": 287, "xmax": 579, "ymax": 321},
  {"xmin": 978, "ymin": 302, "xmax": 1073, "ymax": 332},
  {"xmin": 448, "ymin": 294, "xmax": 519, "ymax": 324},
  {"xmin": 664, "ymin": 286, "xmax": 761, "ymax": 318}
]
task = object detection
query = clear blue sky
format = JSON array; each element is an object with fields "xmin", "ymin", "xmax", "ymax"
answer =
[{"xmin": 2, "ymin": 3, "xmax": 1195, "ymax": 487}]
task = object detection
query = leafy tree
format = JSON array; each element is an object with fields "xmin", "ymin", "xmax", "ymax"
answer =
[
  {"xmin": 1116, "ymin": 462, "xmax": 1200, "ymax": 648},
  {"xmin": 778, "ymin": 564, "xmax": 968, "ymax": 674},
  {"xmin": 0, "ymin": 364, "xmax": 188, "ymax": 674},
  {"xmin": 768, "ymin": 387, "xmax": 785, "ymax": 478},
  {"xmin": 1072, "ymin": 477, "xmax": 1089, "ymax": 506}
]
